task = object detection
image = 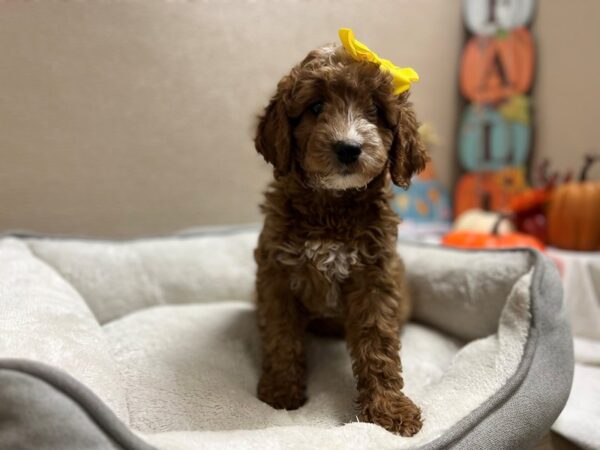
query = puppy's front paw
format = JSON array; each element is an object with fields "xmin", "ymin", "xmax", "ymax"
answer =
[
  {"xmin": 257, "ymin": 371, "xmax": 306, "ymax": 410},
  {"xmin": 359, "ymin": 392, "xmax": 422, "ymax": 437}
]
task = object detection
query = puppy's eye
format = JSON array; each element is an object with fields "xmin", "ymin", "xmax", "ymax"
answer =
[
  {"xmin": 368, "ymin": 103, "xmax": 379, "ymax": 118},
  {"xmin": 309, "ymin": 102, "xmax": 324, "ymax": 115}
]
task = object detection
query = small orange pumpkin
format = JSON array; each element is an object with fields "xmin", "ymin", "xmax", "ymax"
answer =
[{"xmin": 547, "ymin": 155, "xmax": 600, "ymax": 251}]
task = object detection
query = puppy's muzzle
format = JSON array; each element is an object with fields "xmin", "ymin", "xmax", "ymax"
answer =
[{"xmin": 334, "ymin": 141, "xmax": 362, "ymax": 165}]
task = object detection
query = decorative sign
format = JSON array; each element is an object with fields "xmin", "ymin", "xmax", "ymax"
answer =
[
  {"xmin": 454, "ymin": 167, "xmax": 528, "ymax": 215},
  {"xmin": 454, "ymin": 0, "xmax": 537, "ymax": 217},
  {"xmin": 459, "ymin": 104, "xmax": 530, "ymax": 172},
  {"xmin": 460, "ymin": 27, "xmax": 535, "ymax": 104},
  {"xmin": 464, "ymin": 0, "xmax": 536, "ymax": 36}
]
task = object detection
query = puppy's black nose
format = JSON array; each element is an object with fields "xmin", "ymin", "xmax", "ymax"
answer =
[{"xmin": 334, "ymin": 141, "xmax": 362, "ymax": 164}]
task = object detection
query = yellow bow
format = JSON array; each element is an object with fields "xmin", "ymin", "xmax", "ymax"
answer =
[{"xmin": 338, "ymin": 28, "xmax": 419, "ymax": 95}]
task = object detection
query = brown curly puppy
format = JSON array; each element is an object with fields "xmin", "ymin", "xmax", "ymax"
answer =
[{"xmin": 253, "ymin": 43, "xmax": 428, "ymax": 437}]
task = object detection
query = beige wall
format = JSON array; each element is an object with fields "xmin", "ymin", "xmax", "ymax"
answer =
[
  {"xmin": 533, "ymin": 0, "xmax": 600, "ymax": 182},
  {"xmin": 0, "ymin": 1, "xmax": 597, "ymax": 238},
  {"xmin": 0, "ymin": 0, "xmax": 463, "ymax": 237}
]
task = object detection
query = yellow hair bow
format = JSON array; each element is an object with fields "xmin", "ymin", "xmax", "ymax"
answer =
[{"xmin": 338, "ymin": 28, "xmax": 419, "ymax": 95}]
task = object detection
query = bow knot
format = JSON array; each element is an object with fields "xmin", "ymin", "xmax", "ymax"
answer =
[{"xmin": 338, "ymin": 28, "xmax": 419, "ymax": 95}]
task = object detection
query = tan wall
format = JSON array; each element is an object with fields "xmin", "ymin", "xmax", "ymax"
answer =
[
  {"xmin": 0, "ymin": 0, "xmax": 462, "ymax": 238},
  {"xmin": 533, "ymin": 0, "xmax": 600, "ymax": 182},
  {"xmin": 0, "ymin": 1, "xmax": 597, "ymax": 238}
]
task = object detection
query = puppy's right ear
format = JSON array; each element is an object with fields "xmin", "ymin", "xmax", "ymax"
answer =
[{"xmin": 255, "ymin": 77, "xmax": 293, "ymax": 175}]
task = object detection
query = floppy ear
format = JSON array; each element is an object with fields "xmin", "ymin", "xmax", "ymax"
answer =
[
  {"xmin": 389, "ymin": 96, "xmax": 429, "ymax": 188},
  {"xmin": 254, "ymin": 78, "xmax": 293, "ymax": 176}
]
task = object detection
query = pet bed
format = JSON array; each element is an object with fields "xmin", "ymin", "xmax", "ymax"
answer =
[{"xmin": 0, "ymin": 228, "xmax": 573, "ymax": 449}]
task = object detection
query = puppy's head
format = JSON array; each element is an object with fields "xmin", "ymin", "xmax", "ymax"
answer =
[{"xmin": 255, "ymin": 44, "xmax": 428, "ymax": 190}]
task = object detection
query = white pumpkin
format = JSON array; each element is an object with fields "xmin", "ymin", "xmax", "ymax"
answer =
[{"xmin": 453, "ymin": 209, "xmax": 515, "ymax": 234}]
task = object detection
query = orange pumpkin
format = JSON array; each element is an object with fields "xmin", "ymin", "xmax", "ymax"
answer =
[
  {"xmin": 547, "ymin": 156, "xmax": 600, "ymax": 251},
  {"xmin": 460, "ymin": 27, "xmax": 534, "ymax": 104}
]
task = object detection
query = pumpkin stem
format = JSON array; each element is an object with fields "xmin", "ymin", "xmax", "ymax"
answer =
[
  {"xmin": 579, "ymin": 153, "xmax": 599, "ymax": 182},
  {"xmin": 491, "ymin": 213, "xmax": 514, "ymax": 236}
]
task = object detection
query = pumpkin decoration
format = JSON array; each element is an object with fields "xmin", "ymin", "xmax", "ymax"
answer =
[
  {"xmin": 459, "ymin": 104, "xmax": 531, "ymax": 172},
  {"xmin": 443, "ymin": 214, "xmax": 545, "ymax": 251},
  {"xmin": 453, "ymin": 208, "xmax": 515, "ymax": 234},
  {"xmin": 392, "ymin": 179, "xmax": 452, "ymax": 224},
  {"xmin": 547, "ymin": 155, "xmax": 600, "ymax": 251},
  {"xmin": 464, "ymin": 0, "xmax": 537, "ymax": 36},
  {"xmin": 392, "ymin": 123, "xmax": 451, "ymax": 224},
  {"xmin": 454, "ymin": 167, "xmax": 528, "ymax": 217},
  {"xmin": 460, "ymin": 27, "xmax": 535, "ymax": 104}
]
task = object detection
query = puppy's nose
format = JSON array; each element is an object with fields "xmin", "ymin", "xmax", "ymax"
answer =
[{"xmin": 334, "ymin": 141, "xmax": 362, "ymax": 164}]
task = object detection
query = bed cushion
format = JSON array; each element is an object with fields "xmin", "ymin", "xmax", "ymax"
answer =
[{"xmin": 0, "ymin": 229, "xmax": 573, "ymax": 449}]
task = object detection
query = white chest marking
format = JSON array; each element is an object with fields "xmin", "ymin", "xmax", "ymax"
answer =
[
  {"xmin": 276, "ymin": 240, "xmax": 360, "ymax": 310},
  {"xmin": 277, "ymin": 240, "xmax": 359, "ymax": 280}
]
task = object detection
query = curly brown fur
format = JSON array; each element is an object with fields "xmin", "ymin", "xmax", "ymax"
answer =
[{"xmin": 253, "ymin": 44, "xmax": 428, "ymax": 436}]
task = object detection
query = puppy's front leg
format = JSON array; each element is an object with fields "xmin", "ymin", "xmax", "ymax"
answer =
[
  {"xmin": 344, "ymin": 276, "xmax": 422, "ymax": 436},
  {"xmin": 256, "ymin": 272, "xmax": 307, "ymax": 410}
]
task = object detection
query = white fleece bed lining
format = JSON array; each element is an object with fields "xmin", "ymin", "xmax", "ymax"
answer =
[{"xmin": 0, "ymin": 234, "xmax": 533, "ymax": 450}]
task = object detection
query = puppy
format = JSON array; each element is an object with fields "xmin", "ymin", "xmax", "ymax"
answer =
[{"xmin": 253, "ymin": 43, "xmax": 427, "ymax": 436}]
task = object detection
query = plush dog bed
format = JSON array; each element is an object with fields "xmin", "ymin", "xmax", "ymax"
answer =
[{"xmin": 0, "ymin": 228, "xmax": 573, "ymax": 450}]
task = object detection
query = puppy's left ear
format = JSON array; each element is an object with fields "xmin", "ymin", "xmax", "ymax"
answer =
[{"xmin": 389, "ymin": 95, "xmax": 429, "ymax": 188}]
